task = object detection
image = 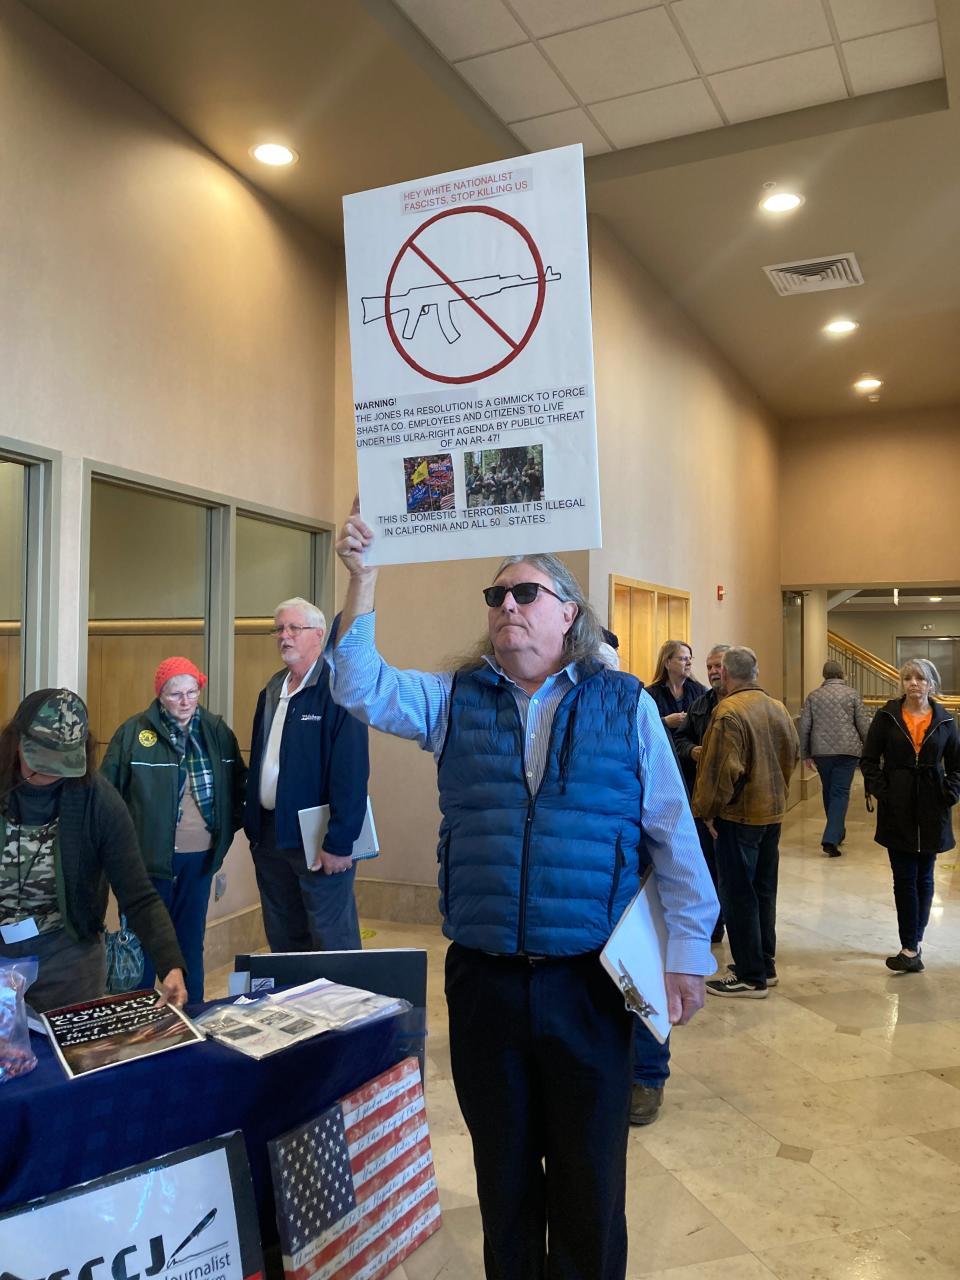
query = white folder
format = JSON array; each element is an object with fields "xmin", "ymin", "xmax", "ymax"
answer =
[
  {"xmin": 600, "ymin": 868, "xmax": 671, "ymax": 1044},
  {"xmin": 298, "ymin": 797, "xmax": 379, "ymax": 868}
]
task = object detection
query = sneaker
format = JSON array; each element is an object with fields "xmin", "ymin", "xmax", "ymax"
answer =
[
  {"xmin": 727, "ymin": 963, "xmax": 778, "ymax": 987},
  {"xmin": 822, "ymin": 843, "xmax": 842, "ymax": 857},
  {"xmin": 706, "ymin": 975, "xmax": 768, "ymax": 999},
  {"xmin": 629, "ymin": 1084, "xmax": 663, "ymax": 1126},
  {"xmin": 885, "ymin": 951, "xmax": 924, "ymax": 973}
]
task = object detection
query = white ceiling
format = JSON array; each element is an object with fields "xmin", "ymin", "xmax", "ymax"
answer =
[{"xmin": 396, "ymin": 0, "xmax": 943, "ymax": 153}]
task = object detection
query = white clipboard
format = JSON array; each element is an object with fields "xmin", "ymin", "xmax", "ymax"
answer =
[
  {"xmin": 600, "ymin": 868, "xmax": 671, "ymax": 1044},
  {"xmin": 298, "ymin": 797, "xmax": 379, "ymax": 868}
]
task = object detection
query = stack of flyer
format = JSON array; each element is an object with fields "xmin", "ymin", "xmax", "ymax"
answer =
[{"xmin": 194, "ymin": 978, "xmax": 408, "ymax": 1060}]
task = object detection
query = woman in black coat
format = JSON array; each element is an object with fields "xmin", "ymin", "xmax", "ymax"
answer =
[
  {"xmin": 861, "ymin": 658, "xmax": 960, "ymax": 973},
  {"xmin": 647, "ymin": 640, "xmax": 708, "ymax": 733}
]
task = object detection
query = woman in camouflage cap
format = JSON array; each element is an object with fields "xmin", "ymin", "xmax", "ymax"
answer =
[{"xmin": 0, "ymin": 688, "xmax": 187, "ymax": 1012}]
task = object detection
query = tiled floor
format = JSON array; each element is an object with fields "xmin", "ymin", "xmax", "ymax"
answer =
[{"xmin": 216, "ymin": 781, "xmax": 960, "ymax": 1278}]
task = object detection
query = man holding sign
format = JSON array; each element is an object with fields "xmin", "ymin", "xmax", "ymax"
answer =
[{"xmin": 329, "ymin": 502, "xmax": 717, "ymax": 1280}]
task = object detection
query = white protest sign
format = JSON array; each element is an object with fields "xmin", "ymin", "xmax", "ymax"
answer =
[
  {"xmin": 0, "ymin": 1135, "xmax": 261, "ymax": 1280},
  {"xmin": 342, "ymin": 144, "xmax": 601, "ymax": 565}
]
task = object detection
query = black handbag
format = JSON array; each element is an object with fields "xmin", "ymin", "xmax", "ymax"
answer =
[{"xmin": 104, "ymin": 914, "xmax": 145, "ymax": 993}]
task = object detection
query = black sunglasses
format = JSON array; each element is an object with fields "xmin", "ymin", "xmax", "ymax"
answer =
[{"xmin": 482, "ymin": 582, "xmax": 566, "ymax": 608}]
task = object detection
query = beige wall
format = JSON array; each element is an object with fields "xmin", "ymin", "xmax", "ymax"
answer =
[
  {"xmin": 0, "ymin": 1, "xmax": 342, "ymax": 921},
  {"xmin": 0, "ymin": 0, "xmax": 339, "ymax": 695},
  {"xmin": 781, "ymin": 406, "xmax": 960, "ymax": 587},
  {"xmin": 588, "ymin": 220, "xmax": 783, "ymax": 689}
]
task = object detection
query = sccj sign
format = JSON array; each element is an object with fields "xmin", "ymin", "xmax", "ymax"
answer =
[
  {"xmin": 0, "ymin": 1135, "xmax": 262, "ymax": 1280},
  {"xmin": 2, "ymin": 1221, "xmax": 233, "ymax": 1280}
]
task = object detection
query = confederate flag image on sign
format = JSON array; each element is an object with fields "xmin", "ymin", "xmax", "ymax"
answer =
[{"xmin": 268, "ymin": 1057, "xmax": 441, "ymax": 1279}]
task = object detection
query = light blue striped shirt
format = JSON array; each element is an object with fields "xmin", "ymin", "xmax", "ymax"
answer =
[{"xmin": 327, "ymin": 612, "xmax": 718, "ymax": 975}]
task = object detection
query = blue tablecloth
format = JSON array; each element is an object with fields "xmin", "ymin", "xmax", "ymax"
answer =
[{"xmin": 0, "ymin": 998, "xmax": 401, "ymax": 1237}]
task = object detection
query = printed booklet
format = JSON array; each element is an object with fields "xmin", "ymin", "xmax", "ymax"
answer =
[{"xmin": 42, "ymin": 989, "xmax": 204, "ymax": 1079}]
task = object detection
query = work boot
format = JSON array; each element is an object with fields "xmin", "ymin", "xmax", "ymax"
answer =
[{"xmin": 630, "ymin": 1084, "xmax": 663, "ymax": 1126}]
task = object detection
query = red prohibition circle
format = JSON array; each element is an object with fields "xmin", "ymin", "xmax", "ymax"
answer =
[{"xmin": 383, "ymin": 204, "xmax": 547, "ymax": 386}]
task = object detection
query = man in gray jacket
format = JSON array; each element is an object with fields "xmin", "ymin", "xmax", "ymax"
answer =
[{"xmin": 798, "ymin": 660, "xmax": 871, "ymax": 856}]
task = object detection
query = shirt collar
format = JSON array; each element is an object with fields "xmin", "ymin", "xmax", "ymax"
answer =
[
  {"xmin": 482, "ymin": 654, "xmax": 579, "ymax": 696},
  {"xmin": 282, "ymin": 656, "xmax": 319, "ymax": 698}
]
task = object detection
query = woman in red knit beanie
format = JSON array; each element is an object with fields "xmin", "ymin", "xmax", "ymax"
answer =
[{"xmin": 101, "ymin": 656, "xmax": 247, "ymax": 1003}]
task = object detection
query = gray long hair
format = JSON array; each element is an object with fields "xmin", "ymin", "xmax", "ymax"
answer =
[{"xmin": 458, "ymin": 553, "xmax": 606, "ymax": 669}]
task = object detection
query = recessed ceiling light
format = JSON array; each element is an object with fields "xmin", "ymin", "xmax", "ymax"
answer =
[
  {"xmin": 823, "ymin": 318, "xmax": 859, "ymax": 336},
  {"xmin": 251, "ymin": 143, "xmax": 298, "ymax": 166},
  {"xmin": 853, "ymin": 376, "xmax": 882, "ymax": 393},
  {"xmin": 929, "ymin": 596, "xmax": 943, "ymax": 602},
  {"xmin": 759, "ymin": 190, "xmax": 804, "ymax": 213}
]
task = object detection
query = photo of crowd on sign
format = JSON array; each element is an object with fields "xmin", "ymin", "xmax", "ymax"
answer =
[
  {"xmin": 465, "ymin": 445, "xmax": 544, "ymax": 509},
  {"xmin": 403, "ymin": 453, "xmax": 456, "ymax": 513}
]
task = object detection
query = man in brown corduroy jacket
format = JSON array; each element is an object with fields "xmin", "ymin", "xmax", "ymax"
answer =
[{"xmin": 692, "ymin": 646, "xmax": 799, "ymax": 999}]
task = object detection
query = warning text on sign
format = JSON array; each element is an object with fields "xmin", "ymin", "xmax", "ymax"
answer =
[{"xmin": 355, "ymin": 386, "xmax": 588, "ymax": 451}]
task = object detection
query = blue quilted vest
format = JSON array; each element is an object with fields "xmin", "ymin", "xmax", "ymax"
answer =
[{"xmin": 436, "ymin": 662, "xmax": 643, "ymax": 955}]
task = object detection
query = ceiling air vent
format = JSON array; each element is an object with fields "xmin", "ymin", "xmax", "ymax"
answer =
[{"xmin": 763, "ymin": 253, "xmax": 864, "ymax": 297}]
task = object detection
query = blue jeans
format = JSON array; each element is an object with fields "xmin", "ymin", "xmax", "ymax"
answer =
[
  {"xmin": 252, "ymin": 808, "xmax": 361, "ymax": 953},
  {"xmin": 632, "ymin": 1018, "xmax": 670, "ymax": 1088},
  {"xmin": 888, "ymin": 848, "xmax": 937, "ymax": 951},
  {"xmin": 142, "ymin": 849, "xmax": 214, "ymax": 1004},
  {"xmin": 814, "ymin": 755, "xmax": 858, "ymax": 846},
  {"xmin": 715, "ymin": 819, "xmax": 780, "ymax": 987}
]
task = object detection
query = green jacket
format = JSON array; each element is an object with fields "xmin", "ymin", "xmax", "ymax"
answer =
[{"xmin": 101, "ymin": 702, "xmax": 247, "ymax": 879}]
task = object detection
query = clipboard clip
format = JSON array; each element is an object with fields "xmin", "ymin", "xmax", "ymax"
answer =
[{"xmin": 615, "ymin": 961, "xmax": 659, "ymax": 1019}]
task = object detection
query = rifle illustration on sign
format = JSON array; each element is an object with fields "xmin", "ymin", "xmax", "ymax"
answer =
[{"xmin": 362, "ymin": 267, "xmax": 561, "ymax": 344}]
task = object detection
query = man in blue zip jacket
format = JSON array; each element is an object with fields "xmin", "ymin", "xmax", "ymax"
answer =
[
  {"xmin": 329, "ymin": 502, "xmax": 717, "ymax": 1280},
  {"xmin": 244, "ymin": 597, "xmax": 369, "ymax": 952}
]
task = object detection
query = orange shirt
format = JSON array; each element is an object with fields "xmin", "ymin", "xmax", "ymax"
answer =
[{"xmin": 902, "ymin": 706, "xmax": 933, "ymax": 755}]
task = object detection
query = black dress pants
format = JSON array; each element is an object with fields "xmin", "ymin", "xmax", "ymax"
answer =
[{"xmin": 444, "ymin": 942, "xmax": 634, "ymax": 1280}]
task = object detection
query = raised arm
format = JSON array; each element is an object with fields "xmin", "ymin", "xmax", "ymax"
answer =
[
  {"xmin": 328, "ymin": 499, "xmax": 452, "ymax": 753},
  {"xmin": 335, "ymin": 496, "xmax": 379, "ymax": 643}
]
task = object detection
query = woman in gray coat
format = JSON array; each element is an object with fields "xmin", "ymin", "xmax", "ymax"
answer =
[{"xmin": 799, "ymin": 660, "xmax": 871, "ymax": 856}]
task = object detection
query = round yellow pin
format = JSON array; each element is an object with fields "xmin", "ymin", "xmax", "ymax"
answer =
[{"xmin": 138, "ymin": 729, "xmax": 158, "ymax": 748}]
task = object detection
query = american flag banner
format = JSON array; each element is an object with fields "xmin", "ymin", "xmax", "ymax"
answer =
[{"xmin": 268, "ymin": 1057, "xmax": 442, "ymax": 1280}]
